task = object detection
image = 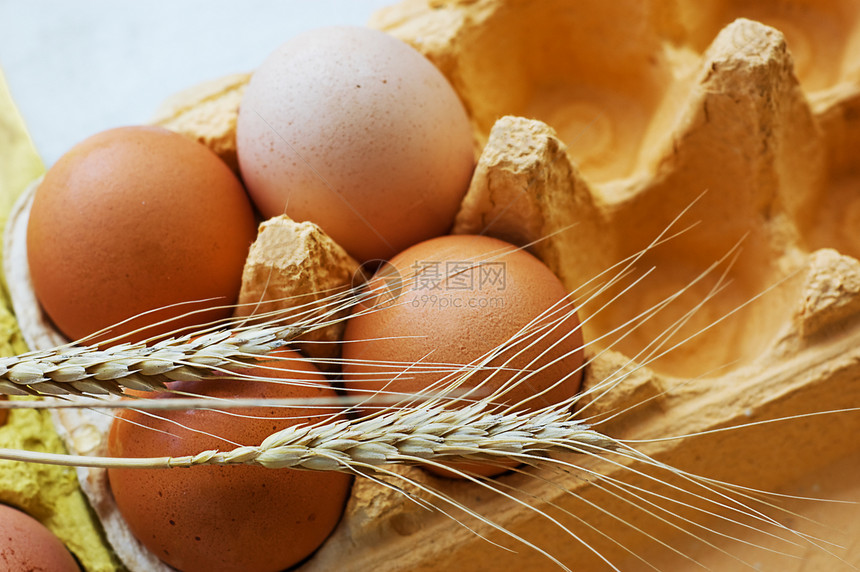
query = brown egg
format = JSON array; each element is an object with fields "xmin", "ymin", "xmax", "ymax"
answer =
[
  {"xmin": 27, "ymin": 126, "xmax": 257, "ymax": 345},
  {"xmin": 107, "ymin": 350, "xmax": 352, "ymax": 572},
  {"xmin": 342, "ymin": 235, "xmax": 585, "ymax": 477},
  {"xmin": 236, "ymin": 26, "xmax": 474, "ymax": 262},
  {"xmin": 0, "ymin": 503, "xmax": 80, "ymax": 571}
]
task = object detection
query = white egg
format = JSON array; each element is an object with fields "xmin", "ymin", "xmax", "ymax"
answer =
[{"xmin": 236, "ymin": 26, "xmax": 475, "ymax": 262}]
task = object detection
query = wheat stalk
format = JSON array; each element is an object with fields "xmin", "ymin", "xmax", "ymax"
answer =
[
  {"xmin": 0, "ymin": 404, "xmax": 619, "ymax": 471},
  {"xmin": 0, "ymin": 275, "xmax": 376, "ymax": 396},
  {"xmin": 0, "ymin": 324, "xmax": 303, "ymax": 396}
]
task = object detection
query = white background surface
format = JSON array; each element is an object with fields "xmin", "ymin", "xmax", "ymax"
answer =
[{"xmin": 0, "ymin": 0, "xmax": 393, "ymax": 166}]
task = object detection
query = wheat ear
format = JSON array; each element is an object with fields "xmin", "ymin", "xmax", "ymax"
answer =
[
  {"xmin": 0, "ymin": 320, "xmax": 312, "ymax": 396},
  {"xmin": 0, "ymin": 404, "xmax": 618, "ymax": 472}
]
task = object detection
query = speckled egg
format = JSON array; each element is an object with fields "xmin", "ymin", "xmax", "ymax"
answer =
[
  {"xmin": 341, "ymin": 235, "xmax": 585, "ymax": 476},
  {"xmin": 107, "ymin": 350, "xmax": 352, "ymax": 572},
  {"xmin": 236, "ymin": 26, "xmax": 474, "ymax": 262},
  {"xmin": 0, "ymin": 503, "xmax": 80, "ymax": 571}
]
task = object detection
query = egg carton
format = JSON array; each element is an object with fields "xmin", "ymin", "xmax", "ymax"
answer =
[{"xmin": 5, "ymin": 0, "xmax": 860, "ymax": 570}]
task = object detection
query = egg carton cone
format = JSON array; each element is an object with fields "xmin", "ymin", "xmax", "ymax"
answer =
[{"xmin": 4, "ymin": 0, "xmax": 860, "ymax": 570}]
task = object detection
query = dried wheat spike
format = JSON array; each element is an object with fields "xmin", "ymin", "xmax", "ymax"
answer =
[
  {"xmin": 0, "ymin": 323, "xmax": 306, "ymax": 396},
  {"xmin": 180, "ymin": 406, "xmax": 617, "ymax": 472}
]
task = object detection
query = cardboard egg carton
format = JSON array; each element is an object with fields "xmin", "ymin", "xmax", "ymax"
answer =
[{"xmin": 5, "ymin": 0, "xmax": 860, "ymax": 570}]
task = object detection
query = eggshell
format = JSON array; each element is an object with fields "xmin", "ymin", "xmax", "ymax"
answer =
[
  {"xmin": 341, "ymin": 235, "xmax": 584, "ymax": 476},
  {"xmin": 236, "ymin": 26, "xmax": 474, "ymax": 262},
  {"xmin": 107, "ymin": 350, "xmax": 352, "ymax": 572},
  {"xmin": 0, "ymin": 503, "xmax": 80, "ymax": 571},
  {"xmin": 26, "ymin": 126, "xmax": 257, "ymax": 345}
]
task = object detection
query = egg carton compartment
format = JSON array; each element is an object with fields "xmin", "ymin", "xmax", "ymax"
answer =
[{"xmin": 4, "ymin": 0, "xmax": 860, "ymax": 570}]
